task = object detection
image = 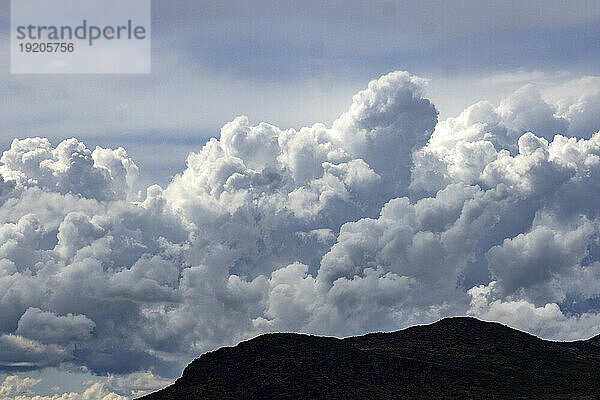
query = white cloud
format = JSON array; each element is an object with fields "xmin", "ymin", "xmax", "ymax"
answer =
[
  {"xmin": 2, "ymin": 71, "xmax": 600, "ymax": 394},
  {"xmin": 468, "ymin": 281, "xmax": 600, "ymax": 341},
  {"xmin": 486, "ymin": 217, "xmax": 593, "ymax": 301},
  {"xmin": 0, "ymin": 369, "xmax": 172, "ymax": 400},
  {"xmin": 0, "ymin": 375, "xmax": 41, "ymax": 397},
  {"xmin": 0, "ymin": 377, "xmax": 128, "ymax": 400},
  {"xmin": 0, "ymin": 138, "xmax": 138, "ymax": 201}
]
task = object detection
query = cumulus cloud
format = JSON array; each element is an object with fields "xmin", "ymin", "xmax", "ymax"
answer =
[
  {"xmin": 16, "ymin": 308, "xmax": 95, "ymax": 344},
  {"xmin": 0, "ymin": 375, "xmax": 41, "ymax": 397},
  {"xmin": 0, "ymin": 371, "xmax": 170, "ymax": 400},
  {"xmin": 0, "ymin": 334, "xmax": 68, "ymax": 369},
  {"xmin": 0, "ymin": 138, "xmax": 138, "ymax": 201},
  {"xmin": 468, "ymin": 281, "xmax": 600, "ymax": 341},
  {"xmin": 2, "ymin": 71, "xmax": 600, "ymax": 390},
  {"xmin": 546, "ymin": 76, "xmax": 600, "ymax": 139},
  {"xmin": 0, "ymin": 375, "xmax": 128, "ymax": 400}
]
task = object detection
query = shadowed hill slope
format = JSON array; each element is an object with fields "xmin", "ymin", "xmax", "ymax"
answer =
[{"xmin": 139, "ymin": 317, "xmax": 600, "ymax": 399}]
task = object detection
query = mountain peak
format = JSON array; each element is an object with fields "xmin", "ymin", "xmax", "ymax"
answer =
[
  {"xmin": 586, "ymin": 333, "xmax": 600, "ymax": 347},
  {"xmin": 139, "ymin": 317, "xmax": 600, "ymax": 400}
]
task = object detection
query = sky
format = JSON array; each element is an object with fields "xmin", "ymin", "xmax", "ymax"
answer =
[{"xmin": 2, "ymin": 0, "xmax": 600, "ymax": 398}]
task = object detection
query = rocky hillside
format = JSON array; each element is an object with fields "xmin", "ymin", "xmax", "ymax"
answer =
[{"xmin": 139, "ymin": 317, "xmax": 600, "ymax": 399}]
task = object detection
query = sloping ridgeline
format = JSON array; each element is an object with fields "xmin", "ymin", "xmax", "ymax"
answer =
[{"xmin": 139, "ymin": 317, "xmax": 600, "ymax": 399}]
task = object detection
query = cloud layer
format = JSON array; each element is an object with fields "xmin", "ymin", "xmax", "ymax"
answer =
[
  {"xmin": 0, "ymin": 372, "xmax": 171, "ymax": 400},
  {"xmin": 2, "ymin": 71, "xmax": 600, "ymax": 385}
]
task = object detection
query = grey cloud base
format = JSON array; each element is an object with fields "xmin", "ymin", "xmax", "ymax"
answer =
[{"xmin": 2, "ymin": 71, "xmax": 600, "ymax": 378}]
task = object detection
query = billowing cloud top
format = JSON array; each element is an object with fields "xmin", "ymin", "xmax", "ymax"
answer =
[{"xmin": 2, "ymin": 71, "xmax": 600, "ymax": 384}]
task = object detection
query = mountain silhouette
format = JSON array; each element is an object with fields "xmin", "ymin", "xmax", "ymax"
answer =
[{"xmin": 138, "ymin": 317, "xmax": 600, "ymax": 399}]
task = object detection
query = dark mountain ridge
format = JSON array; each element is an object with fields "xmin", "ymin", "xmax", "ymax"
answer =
[{"xmin": 139, "ymin": 317, "xmax": 600, "ymax": 399}]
